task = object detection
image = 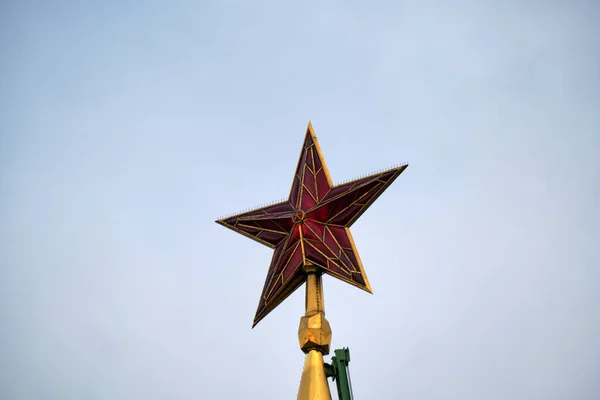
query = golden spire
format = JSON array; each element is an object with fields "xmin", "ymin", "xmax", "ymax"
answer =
[{"xmin": 297, "ymin": 263, "xmax": 332, "ymax": 400}]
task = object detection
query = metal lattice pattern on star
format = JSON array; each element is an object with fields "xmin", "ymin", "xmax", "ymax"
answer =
[{"xmin": 217, "ymin": 123, "xmax": 408, "ymax": 326}]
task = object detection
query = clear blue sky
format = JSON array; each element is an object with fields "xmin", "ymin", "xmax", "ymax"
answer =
[{"xmin": 1, "ymin": 1, "xmax": 599, "ymax": 399}]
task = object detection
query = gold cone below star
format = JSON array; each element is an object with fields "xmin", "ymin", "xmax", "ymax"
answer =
[{"xmin": 297, "ymin": 350, "xmax": 332, "ymax": 400}]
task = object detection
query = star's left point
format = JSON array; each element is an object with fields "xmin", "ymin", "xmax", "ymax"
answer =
[{"xmin": 215, "ymin": 201, "xmax": 295, "ymax": 249}]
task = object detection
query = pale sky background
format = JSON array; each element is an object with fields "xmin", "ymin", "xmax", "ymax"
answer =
[{"xmin": 1, "ymin": 1, "xmax": 599, "ymax": 399}]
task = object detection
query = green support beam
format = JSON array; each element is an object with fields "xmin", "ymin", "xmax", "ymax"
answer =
[{"xmin": 324, "ymin": 348, "xmax": 354, "ymax": 400}]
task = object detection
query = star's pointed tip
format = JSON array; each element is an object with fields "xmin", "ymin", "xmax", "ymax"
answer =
[{"xmin": 306, "ymin": 121, "xmax": 316, "ymax": 136}]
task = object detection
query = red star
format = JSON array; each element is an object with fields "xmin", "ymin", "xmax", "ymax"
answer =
[{"xmin": 217, "ymin": 123, "xmax": 408, "ymax": 327}]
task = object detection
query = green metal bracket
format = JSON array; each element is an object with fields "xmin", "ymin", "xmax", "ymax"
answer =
[{"xmin": 324, "ymin": 348, "xmax": 354, "ymax": 400}]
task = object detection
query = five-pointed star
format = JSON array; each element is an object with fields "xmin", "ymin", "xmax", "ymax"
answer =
[{"xmin": 216, "ymin": 123, "xmax": 408, "ymax": 327}]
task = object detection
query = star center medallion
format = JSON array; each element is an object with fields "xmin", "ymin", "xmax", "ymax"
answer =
[{"xmin": 293, "ymin": 210, "xmax": 307, "ymax": 225}]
